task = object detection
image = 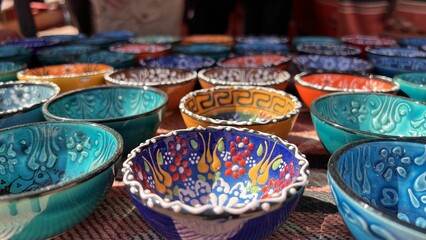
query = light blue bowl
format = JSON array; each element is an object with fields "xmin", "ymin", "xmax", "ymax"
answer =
[
  {"xmin": 310, "ymin": 92, "xmax": 426, "ymax": 154},
  {"xmin": 173, "ymin": 44, "xmax": 231, "ymax": 60},
  {"xmin": 139, "ymin": 55, "xmax": 215, "ymax": 71},
  {"xmin": 74, "ymin": 50, "xmax": 135, "ymax": 69},
  {"xmin": 394, "ymin": 72, "xmax": 426, "ymax": 102},
  {"xmin": 292, "ymin": 55, "xmax": 373, "ymax": 73},
  {"xmin": 43, "ymin": 85, "xmax": 168, "ymax": 156},
  {"xmin": 122, "ymin": 126, "xmax": 309, "ymax": 240},
  {"xmin": 0, "ymin": 46, "xmax": 32, "ymax": 65},
  {"xmin": 36, "ymin": 45, "xmax": 99, "ymax": 65},
  {"xmin": 0, "ymin": 121, "xmax": 123, "ymax": 239},
  {"xmin": 0, "ymin": 81, "xmax": 59, "ymax": 129},
  {"xmin": 328, "ymin": 138, "xmax": 426, "ymax": 240},
  {"xmin": 0, "ymin": 62, "xmax": 26, "ymax": 82}
]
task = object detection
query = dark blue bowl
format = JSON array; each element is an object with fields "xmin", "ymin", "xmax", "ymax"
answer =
[
  {"xmin": 139, "ymin": 55, "xmax": 215, "ymax": 71},
  {"xmin": 235, "ymin": 43, "xmax": 289, "ymax": 55},
  {"xmin": 173, "ymin": 44, "xmax": 231, "ymax": 60},
  {"xmin": 36, "ymin": 45, "xmax": 99, "ymax": 65},
  {"xmin": 94, "ymin": 30, "xmax": 135, "ymax": 43},
  {"xmin": 0, "ymin": 46, "xmax": 32, "ymax": 65},
  {"xmin": 292, "ymin": 55, "xmax": 373, "ymax": 73},
  {"xmin": 40, "ymin": 34, "xmax": 86, "ymax": 45},
  {"xmin": 399, "ymin": 37, "xmax": 426, "ymax": 49},
  {"xmin": 296, "ymin": 43, "xmax": 361, "ymax": 57},
  {"xmin": 235, "ymin": 36, "xmax": 289, "ymax": 45},
  {"xmin": 75, "ymin": 50, "xmax": 135, "ymax": 69}
]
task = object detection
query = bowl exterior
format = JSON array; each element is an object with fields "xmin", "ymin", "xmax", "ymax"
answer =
[
  {"xmin": 0, "ymin": 107, "xmax": 44, "ymax": 129},
  {"xmin": 394, "ymin": 73, "xmax": 426, "ymax": 102}
]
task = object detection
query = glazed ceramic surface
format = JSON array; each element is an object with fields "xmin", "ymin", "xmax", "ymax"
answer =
[
  {"xmin": 0, "ymin": 121, "xmax": 123, "ymax": 240},
  {"xmin": 296, "ymin": 43, "xmax": 361, "ymax": 57},
  {"xmin": 0, "ymin": 46, "xmax": 32, "ymax": 65},
  {"xmin": 292, "ymin": 55, "xmax": 373, "ymax": 74},
  {"xmin": 0, "ymin": 81, "xmax": 59, "ymax": 129},
  {"xmin": 217, "ymin": 54, "xmax": 291, "ymax": 70},
  {"xmin": 292, "ymin": 36, "xmax": 341, "ymax": 49},
  {"xmin": 0, "ymin": 62, "xmax": 26, "ymax": 82},
  {"xmin": 75, "ymin": 50, "xmax": 135, "ymax": 69},
  {"xmin": 36, "ymin": 45, "xmax": 99, "ymax": 65},
  {"xmin": 179, "ymin": 86, "xmax": 301, "ymax": 139},
  {"xmin": 328, "ymin": 138, "xmax": 426, "ymax": 240},
  {"xmin": 310, "ymin": 92, "xmax": 426, "ymax": 153},
  {"xmin": 181, "ymin": 34, "xmax": 234, "ymax": 46},
  {"xmin": 198, "ymin": 67, "xmax": 291, "ymax": 90},
  {"xmin": 105, "ymin": 67, "xmax": 197, "ymax": 112},
  {"xmin": 94, "ymin": 30, "xmax": 135, "ymax": 42},
  {"xmin": 234, "ymin": 43, "xmax": 289, "ymax": 56},
  {"xmin": 110, "ymin": 43, "xmax": 171, "ymax": 61},
  {"xmin": 173, "ymin": 44, "xmax": 231, "ymax": 60},
  {"xmin": 139, "ymin": 55, "xmax": 215, "ymax": 71},
  {"xmin": 394, "ymin": 73, "xmax": 426, "ymax": 102},
  {"xmin": 122, "ymin": 126, "xmax": 309, "ymax": 239},
  {"xmin": 17, "ymin": 63, "xmax": 114, "ymax": 93},
  {"xmin": 43, "ymin": 85, "xmax": 168, "ymax": 156},
  {"xmin": 369, "ymin": 56, "xmax": 426, "ymax": 77},
  {"xmin": 400, "ymin": 37, "xmax": 426, "ymax": 48},
  {"xmin": 130, "ymin": 35, "xmax": 181, "ymax": 45},
  {"xmin": 294, "ymin": 72, "xmax": 399, "ymax": 108},
  {"xmin": 235, "ymin": 36, "xmax": 288, "ymax": 45}
]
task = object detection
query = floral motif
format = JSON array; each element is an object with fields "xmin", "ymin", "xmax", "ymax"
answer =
[
  {"xmin": 0, "ymin": 143, "xmax": 17, "ymax": 175},
  {"xmin": 374, "ymin": 146, "xmax": 411, "ymax": 181},
  {"xmin": 341, "ymin": 99, "xmax": 368, "ymax": 124},
  {"xmin": 224, "ymin": 136, "xmax": 254, "ymax": 179},
  {"xmin": 167, "ymin": 136, "xmax": 192, "ymax": 181},
  {"xmin": 66, "ymin": 132, "xmax": 92, "ymax": 164}
]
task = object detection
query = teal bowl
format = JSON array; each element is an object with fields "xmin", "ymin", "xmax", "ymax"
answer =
[
  {"xmin": 0, "ymin": 81, "xmax": 60, "ymax": 129},
  {"xmin": 310, "ymin": 92, "xmax": 426, "ymax": 154},
  {"xmin": 0, "ymin": 62, "xmax": 26, "ymax": 82},
  {"xmin": 172, "ymin": 44, "xmax": 231, "ymax": 60},
  {"xmin": 36, "ymin": 45, "xmax": 99, "ymax": 65},
  {"xmin": 74, "ymin": 50, "xmax": 136, "ymax": 69},
  {"xmin": 0, "ymin": 121, "xmax": 123, "ymax": 240},
  {"xmin": 0, "ymin": 46, "xmax": 32, "ymax": 65},
  {"xmin": 42, "ymin": 85, "xmax": 168, "ymax": 156},
  {"xmin": 394, "ymin": 73, "xmax": 426, "ymax": 102}
]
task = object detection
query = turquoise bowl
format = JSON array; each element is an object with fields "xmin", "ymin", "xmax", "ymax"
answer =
[
  {"xmin": 0, "ymin": 46, "xmax": 32, "ymax": 65},
  {"xmin": 43, "ymin": 85, "xmax": 168, "ymax": 156},
  {"xmin": 36, "ymin": 45, "xmax": 99, "ymax": 65},
  {"xmin": 172, "ymin": 44, "xmax": 231, "ymax": 60},
  {"xmin": 310, "ymin": 92, "xmax": 426, "ymax": 154},
  {"xmin": 0, "ymin": 81, "xmax": 59, "ymax": 129},
  {"xmin": 393, "ymin": 73, "xmax": 426, "ymax": 102},
  {"xmin": 328, "ymin": 138, "xmax": 426, "ymax": 239},
  {"xmin": 292, "ymin": 36, "xmax": 341, "ymax": 49},
  {"xmin": 0, "ymin": 62, "xmax": 26, "ymax": 82},
  {"xmin": 122, "ymin": 126, "xmax": 309, "ymax": 239},
  {"xmin": 74, "ymin": 50, "xmax": 136, "ymax": 69},
  {"xmin": 0, "ymin": 121, "xmax": 123, "ymax": 239}
]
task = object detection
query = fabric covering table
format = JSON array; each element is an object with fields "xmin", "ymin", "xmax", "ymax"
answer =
[{"xmin": 54, "ymin": 109, "xmax": 355, "ymax": 240}]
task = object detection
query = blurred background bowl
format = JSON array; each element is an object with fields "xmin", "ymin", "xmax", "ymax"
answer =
[
  {"xmin": 74, "ymin": 50, "xmax": 136, "ymax": 70},
  {"xmin": 93, "ymin": 30, "xmax": 135, "ymax": 43},
  {"xmin": 393, "ymin": 72, "xmax": 426, "ymax": 102},
  {"xmin": 181, "ymin": 34, "xmax": 234, "ymax": 46},
  {"xmin": 0, "ymin": 62, "xmax": 26, "ymax": 82},
  {"xmin": 292, "ymin": 36, "xmax": 341, "ymax": 49},
  {"xmin": 72, "ymin": 36, "xmax": 117, "ymax": 49},
  {"xmin": 36, "ymin": 45, "xmax": 99, "ymax": 65},
  {"xmin": 217, "ymin": 54, "xmax": 291, "ymax": 70},
  {"xmin": 0, "ymin": 46, "xmax": 32, "ymax": 65},
  {"xmin": 139, "ymin": 55, "xmax": 215, "ymax": 71},
  {"xmin": 39, "ymin": 34, "xmax": 86, "ymax": 45},
  {"xmin": 368, "ymin": 56, "xmax": 426, "ymax": 77},
  {"xmin": 110, "ymin": 43, "xmax": 171, "ymax": 61},
  {"xmin": 296, "ymin": 43, "xmax": 361, "ymax": 57},
  {"xmin": 234, "ymin": 42, "xmax": 289, "ymax": 56},
  {"xmin": 235, "ymin": 35, "xmax": 289, "ymax": 44},
  {"xmin": 341, "ymin": 35, "xmax": 397, "ymax": 57},
  {"xmin": 130, "ymin": 35, "xmax": 181, "ymax": 45},
  {"xmin": 399, "ymin": 37, "xmax": 426, "ymax": 49},
  {"xmin": 292, "ymin": 55, "xmax": 373, "ymax": 74},
  {"xmin": 172, "ymin": 43, "xmax": 231, "ymax": 60}
]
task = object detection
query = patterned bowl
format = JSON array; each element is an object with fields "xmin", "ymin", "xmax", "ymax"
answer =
[
  {"xmin": 234, "ymin": 43, "xmax": 289, "ymax": 56},
  {"xmin": 130, "ymin": 35, "xmax": 181, "ymax": 45},
  {"xmin": 310, "ymin": 92, "xmax": 426, "ymax": 154},
  {"xmin": 368, "ymin": 56, "xmax": 426, "ymax": 77},
  {"xmin": 235, "ymin": 36, "xmax": 289, "ymax": 45},
  {"xmin": 72, "ymin": 37, "xmax": 117, "ymax": 49},
  {"xmin": 0, "ymin": 46, "xmax": 32, "ymax": 65},
  {"xmin": 292, "ymin": 55, "xmax": 373, "ymax": 74},
  {"xmin": 296, "ymin": 43, "xmax": 361, "ymax": 57},
  {"xmin": 17, "ymin": 63, "xmax": 114, "ymax": 93},
  {"xmin": 36, "ymin": 45, "xmax": 99, "ymax": 65},
  {"xmin": 74, "ymin": 50, "xmax": 136, "ymax": 69},
  {"xmin": 122, "ymin": 126, "xmax": 309, "ymax": 240},
  {"xmin": 217, "ymin": 54, "xmax": 291, "ymax": 70},
  {"xmin": 181, "ymin": 34, "xmax": 234, "ymax": 46},
  {"xmin": 43, "ymin": 85, "xmax": 168, "ymax": 156},
  {"xmin": 366, "ymin": 47, "xmax": 426, "ymax": 59},
  {"xmin": 294, "ymin": 72, "xmax": 400, "ymax": 108},
  {"xmin": 139, "ymin": 55, "xmax": 215, "ymax": 71},
  {"xmin": 399, "ymin": 37, "xmax": 426, "ymax": 49},
  {"xmin": 105, "ymin": 67, "xmax": 197, "ymax": 113},
  {"xmin": 0, "ymin": 121, "xmax": 123, "ymax": 240},
  {"xmin": 394, "ymin": 72, "xmax": 426, "ymax": 102},
  {"xmin": 0, "ymin": 81, "xmax": 59, "ymax": 128},
  {"xmin": 341, "ymin": 35, "xmax": 397, "ymax": 57},
  {"xmin": 292, "ymin": 36, "xmax": 341, "ymax": 49},
  {"xmin": 172, "ymin": 43, "xmax": 231, "ymax": 60},
  {"xmin": 328, "ymin": 138, "xmax": 426, "ymax": 239},
  {"xmin": 198, "ymin": 67, "xmax": 291, "ymax": 91},
  {"xmin": 94, "ymin": 30, "xmax": 135, "ymax": 43},
  {"xmin": 179, "ymin": 86, "xmax": 301, "ymax": 139},
  {"xmin": 40, "ymin": 34, "xmax": 86, "ymax": 45},
  {"xmin": 110, "ymin": 43, "xmax": 171, "ymax": 61},
  {"xmin": 0, "ymin": 62, "xmax": 27, "ymax": 82}
]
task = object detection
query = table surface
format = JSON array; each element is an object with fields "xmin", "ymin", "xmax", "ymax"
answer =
[{"xmin": 54, "ymin": 108, "xmax": 355, "ymax": 240}]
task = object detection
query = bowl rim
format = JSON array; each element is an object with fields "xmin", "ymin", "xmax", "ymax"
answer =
[
  {"xmin": 365, "ymin": 46, "xmax": 426, "ymax": 58},
  {"xmin": 294, "ymin": 71, "xmax": 400, "ymax": 93},
  {"xmin": 198, "ymin": 67, "xmax": 291, "ymax": 87},
  {"xmin": 295, "ymin": 43, "xmax": 361, "ymax": 56},
  {"xmin": 16, "ymin": 63, "xmax": 114, "ymax": 79},
  {"xmin": 122, "ymin": 125, "xmax": 310, "ymax": 216},
  {"xmin": 292, "ymin": 54, "xmax": 374, "ymax": 73},
  {"xmin": 4, "ymin": 38, "xmax": 60, "ymax": 48},
  {"xmin": 310, "ymin": 92, "xmax": 426, "ymax": 139},
  {"xmin": 328, "ymin": 137, "xmax": 426, "ymax": 234},
  {"xmin": 0, "ymin": 121, "xmax": 123, "ymax": 202},
  {"xmin": 139, "ymin": 55, "xmax": 216, "ymax": 70},
  {"xmin": 394, "ymin": 72, "xmax": 426, "ymax": 88},
  {"xmin": 105, "ymin": 67, "xmax": 197, "ymax": 86},
  {"xmin": 42, "ymin": 85, "xmax": 168, "ymax": 123},
  {"xmin": 0, "ymin": 62, "xmax": 27, "ymax": 75},
  {"xmin": 179, "ymin": 85, "xmax": 301, "ymax": 126},
  {"xmin": 109, "ymin": 43, "xmax": 172, "ymax": 54},
  {"xmin": 0, "ymin": 81, "xmax": 60, "ymax": 118},
  {"xmin": 216, "ymin": 54, "xmax": 292, "ymax": 68}
]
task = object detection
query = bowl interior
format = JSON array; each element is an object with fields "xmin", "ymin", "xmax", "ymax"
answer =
[
  {"xmin": 200, "ymin": 68, "xmax": 289, "ymax": 86},
  {"xmin": 46, "ymin": 87, "xmax": 167, "ymax": 120},
  {"xmin": 0, "ymin": 122, "xmax": 121, "ymax": 196},
  {"xmin": 0, "ymin": 83, "xmax": 57, "ymax": 112},
  {"xmin": 107, "ymin": 68, "xmax": 195, "ymax": 86},
  {"xmin": 331, "ymin": 140, "xmax": 426, "ymax": 230},
  {"xmin": 20, "ymin": 64, "xmax": 112, "ymax": 77},
  {"xmin": 129, "ymin": 127, "xmax": 302, "ymax": 208},
  {"xmin": 219, "ymin": 54, "xmax": 289, "ymax": 68}
]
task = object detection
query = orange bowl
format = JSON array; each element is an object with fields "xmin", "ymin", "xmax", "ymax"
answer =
[
  {"xmin": 217, "ymin": 54, "xmax": 291, "ymax": 70},
  {"xmin": 181, "ymin": 34, "xmax": 234, "ymax": 46},
  {"xmin": 109, "ymin": 43, "xmax": 171, "ymax": 61}
]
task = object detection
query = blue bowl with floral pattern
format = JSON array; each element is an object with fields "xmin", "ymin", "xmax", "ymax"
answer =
[
  {"xmin": 0, "ymin": 62, "xmax": 26, "ymax": 82},
  {"xmin": 36, "ymin": 45, "xmax": 99, "ymax": 65},
  {"xmin": 0, "ymin": 46, "xmax": 32, "ymax": 65},
  {"xmin": 0, "ymin": 121, "xmax": 123, "ymax": 239},
  {"xmin": 173, "ymin": 44, "xmax": 231, "ymax": 60},
  {"xmin": 122, "ymin": 126, "xmax": 309, "ymax": 240},
  {"xmin": 311, "ymin": 92, "xmax": 426, "ymax": 154},
  {"xmin": 139, "ymin": 55, "xmax": 215, "ymax": 71},
  {"xmin": 292, "ymin": 55, "xmax": 373, "ymax": 73},
  {"xmin": 328, "ymin": 138, "xmax": 426, "ymax": 240},
  {"xmin": 394, "ymin": 72, "xmax": 426, "ymax": 102},
  {"xmin": 75, "ymin": 50, "xmax": 135, "ymax": 69}
]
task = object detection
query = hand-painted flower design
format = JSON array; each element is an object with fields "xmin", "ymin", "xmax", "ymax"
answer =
[
  {"xmin": 374, "ymin": 146, "xmax": 411, "ymax": 181},
  {"xmin": 168, "ymin": 136, "xmax": 189, "ymax": 163},
  {"xmin": 261, "ymin": 178, "xmax": 287, "ymax": 199},
  {"xmin": 167, "ymin": 136, "xmax": 192, "ymax": 181},
  {"xmin": 169, "ymin": 158, "xmax": 192, "ymax": 181},
  {"xmin": 134, "ymin": 164, "xmax": 151, "ymax": 191},
  {"xmin": 255, "ymin": 111, "xmax": 273, "ymax": 121},
  {"xmin": 0, "ymin": 143, "xmax": 18, "ymax": 175},
  {"xmin": 224, "ymin": 136, "xmax": 255, "ymax": 179}
]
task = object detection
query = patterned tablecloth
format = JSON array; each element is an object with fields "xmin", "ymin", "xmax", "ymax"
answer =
[{"xmin": 55, "ymin": 109, "xmax": 355, "ymax": 240}]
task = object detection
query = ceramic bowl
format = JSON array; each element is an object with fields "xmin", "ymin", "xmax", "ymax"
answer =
[
  {"xmin": 235, "ymin": 36, "xmax": 289, "ymax": 44},
  {"xmin": 40, "ymin": 34, "xmax": 86, "ymax": 45},
  {"xmin": 172, "ymin": 43, "xmax": 231, "ymax": 60},
  {"xmin": 43, "ymin": 85, "xmax": 168, "ymax": 156},
  {"xmin": 0, "ymin": 81, "xmax": 59, "ymax": 128},
  {"xmin": 130, "ymin": 35, "xmax": 181, "ymax": 45},
  {"xmin": 0, "ymin": 46, "xmax": 32, "ymax": 65},
  {"xmin": 94, "ymin": 30, "xmax": 135, "ymax": 42},
  {"xmin": 217, "ymin": 54, "xmax": 291, "ymax": 70},
  {"xmin": 291, "ymin": 36, "xmax": 341, "ymax": 49},
  {"xmin": 0, "ymin": 121, "xmax": 123, "ymax": 239},
  {"xmin": 341, "ymin": 35, "xmax": 397, "ymax": 56},
  {"xmin": 4, "ymin": 38, "xmax": 59, "ymax": 51},
  {"xmin": 105, "ymin": 67, "xmax": 197, "ymax": 113},
  {"xmin": 122, "ymin": 126, "xmax": 309, "ymax": 240},
  {"xmin": 393, "ymin": 72, "xmax": 426, "ymax": 102},
  {"xmin": 234, "ymin": 43, "xmax": 289, "ymax": 56},
  {"xmin": 399, "ymin": 37, "xmax": 426, "ymax": 49},
  {"xmin": 179, "ymin": 86, "xmax": 301, "ymax": 139},
  {"xmin": 198, "ymin": 67, "xmax": 291, "ymax": 90},
  {"xmin": 181, "ymin": 34, "xmax": 234, "ymax": 46},
  {"xmin": 310, "ymin": 92, "xmax": 426, "ymax": 154},
  {"xmin": 139, "ymin": 55, "xmax": 215, "ymax": 71},
  {"xmin": 72, "ymin": 37, "xmax": 117, "ymax": 49},
  {"xmin": 36, "ymin": 45, "xmax": 99, "ymax": 65},
  {"xmin": 292, "ymin": 55, "xmax": 373, "ymax": 74},
  {"xmin": 296, "ymin": 43, "xmax": 361, "ymax": 57},
  {"xmin": 0, "ymin": 62, "xmax": 26, "ymax": 82},
  {"xmin": 17, "ymin": 63, "xmax": 114, "ymax": 93},
  {"xmin": 294, "ymin": 72, "xmax": 400, "ymax": 108},
  {"xmin": 368, "ymin": 56, "xmax": 426, "ymax": 77},
  {"xmin": 366, "ymin": 47, "xmax": 426, "ymax": 59},
  {"xmin": 328, "ymin": 138, "xmax": 426, "ymax": 240},
  {"xmin": 110, "ymin": 43, "xmax": 171, "ymax": 61},
  {"xmin": 74, "ymin": 50, "xmax": 136, "ymax": 69}
]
